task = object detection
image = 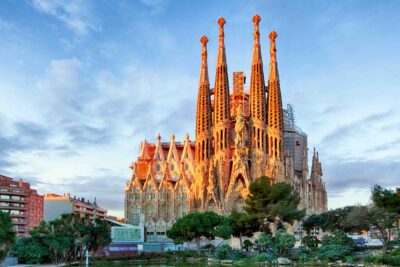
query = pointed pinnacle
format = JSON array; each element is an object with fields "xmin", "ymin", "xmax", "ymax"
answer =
[
  {"xmin": 200, "ymin": 35, "xmax": 208, "ymax": 45},
  {"xmin": 218, "ymin": 17, "xmax": 226, "ymax": 27},
  {"xmin": 218, "ymin": 17, "xmax": 226, "ymax": 42},
  {"xmin": 269, "ymin": 31, "xmax": 278, "ymax": 41},
  {"xmin": 253, "ymin": 15, "xmax": 261, "ymax": 42},
  {"xmin": 252, "ymin": 14, "xmax": 261, "ymax": 25}
]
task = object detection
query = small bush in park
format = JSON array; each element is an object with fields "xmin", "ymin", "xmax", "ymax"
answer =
[{"xmin": 215, "ymin": 244, "xmax": 232, "ymax": 260}]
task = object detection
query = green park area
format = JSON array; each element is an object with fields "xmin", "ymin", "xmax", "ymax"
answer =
[{"xmin": 1, "ymin": 177, "xmax": 399, "ymax": 266}]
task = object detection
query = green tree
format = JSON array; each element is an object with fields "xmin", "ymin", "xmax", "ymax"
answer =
[
  {"xmin": 303, "ymin": 214, "xmax": 325, "ymax": 234},
  {"xmin": 243, "ymin": 240, "xmax": 253, "ymax": 252},
  {"xmin": 268, "ymin": 229, "xmax": 296, "ymax": 257},
  {"xmin": 255, "ymin": 232, "xmax": 269, "ymax": 253},
  {"xmin": 372, "ymin": 185, "xmax": 400, "ymax": 240},
  {"xmin": 11, "ymin": 238, "xmax": 49, "ymax": 264},
  {"xmin": 0, "ymin": 211, "xmax": 16, "ymax": 260},
  {"xmin": 225, "ymin": 211, "xmax": 260, "ymax": 251},
  {"xmin": 303, "ymin": 206, "xmax": 370, "ymax": 234},
  {"xmin": 11, "ymin": 213, "xmax": 111, "ymax": 264},
  {"xmin": 343, "ymin": 206, "xmax": 371, "ymax": 233},
  {"xmin": 215, "ymin": 244, "xmax": 233, "ymax": 260},
  {"xmin": 366, "ymin": 207, "xmax": 397, "ymax": 254},
  {"xmin": 302, "ymin": 236, "xmax": 320, "ymax": 250},
  {"xmin": 245, "ymin": 176, "xmax": 305, "ymax": 230},
  {"xmin": 255, "ymin": 230, "xmax": 295, "ymax": 257},
  {"xmin": 317, "ymin": 230, "xmax": 354, "ymax": 261},
  {"xmin": 166, "ymin": 211, "xmax": 224, "ymax": 253}
]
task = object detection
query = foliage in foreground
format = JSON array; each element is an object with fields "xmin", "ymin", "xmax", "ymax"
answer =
[
  {"xmin": 0, "ymin": 211, "xmax": 16, "ymax": 260},
  {"xmin": 215, "ymin": 210, "xmax": 261, "ymax": 251},
  {"xmin": 245, "ymin": 176, "xmax": 305, "ymax": 230},
  {"xmin": 166, "ymin": 211, "xmax": 228, "ymax": 252},
  {"xmin": 365, "ymin": 250, "xmax": 400, "ymax": 266},
  {"xmin": 214, "ymin": 244, "xmax": 247, "ymax": 260},
  {"xmin": 317, "ymin": 230, "xmax": 354, "ymax": 261},
  {"xmin": 11, "ymin": 213, "xmax": 111, "ymax": 264},
  {"xmin": 255, "ymin": 230, "xmax": 295, "ymax": 257}
]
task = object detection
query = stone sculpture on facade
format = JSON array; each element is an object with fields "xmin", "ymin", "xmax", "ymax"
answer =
[{"xmin": 125, "ymin": 15, "xmax": 328, "ymax": 235}]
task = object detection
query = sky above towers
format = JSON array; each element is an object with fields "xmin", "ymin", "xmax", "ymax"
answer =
[{"xmin": 0, "ymin": 0, "xmax": 399, "ymax": 217}]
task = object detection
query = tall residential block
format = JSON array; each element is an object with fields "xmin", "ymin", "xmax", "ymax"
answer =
[{"xmin": 0, "ymin": 175, "xmax": 43, "ymax": 236}]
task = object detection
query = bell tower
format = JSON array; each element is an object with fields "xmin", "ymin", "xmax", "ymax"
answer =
[
  {"xmin": 212, "ymin": 17, "xmax": 231, "ymax": 206},
  {"xmin": 249, "ymin": 14, "xmax": 268, "ymax": 179},
  {"xmin": 194, "ymin": 36, "xmax": 213, "ymax": 209},
  {"xmin": 266, "ymin": 31, "xmax": 284, "ymax": 181}
]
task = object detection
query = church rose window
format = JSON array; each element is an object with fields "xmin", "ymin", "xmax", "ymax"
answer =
[
  {"xmin": 171, "ymin": 164, "xmax": 175, "ymax": 171},
  {"xmin": 156, "ymin": 164, "xmax": 161, "ymax": 171}
]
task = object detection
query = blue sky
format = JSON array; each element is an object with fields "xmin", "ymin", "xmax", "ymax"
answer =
[{"xmin": 0, "ymin": 0, "xmax": 399, "ymax": 217}]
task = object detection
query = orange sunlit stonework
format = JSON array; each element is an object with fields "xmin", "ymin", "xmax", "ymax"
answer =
[{"xmin": 125, "ymin": 15, "xmax": 327, "ymax": 233}]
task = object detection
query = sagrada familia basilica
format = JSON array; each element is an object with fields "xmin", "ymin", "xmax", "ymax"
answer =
[{"xmin": 125, "ymin": 15, "xmax": 328, "ymax": 234}]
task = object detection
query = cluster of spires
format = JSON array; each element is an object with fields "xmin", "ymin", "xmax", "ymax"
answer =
[{"xmin": 195, "ymin": 14, "xmax": 283, "ymax": 162}]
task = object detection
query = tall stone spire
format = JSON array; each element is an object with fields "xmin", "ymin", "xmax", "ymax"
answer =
[
  {"xmin": 213, "ymin": 17, "xmax": 231, "ymax": 153},
  {"xmin": 211, "ymin": 17, "xmax": 231, "ymax": 209},
  {"xmin": 267, "ymin": 31, "xmax": 284, "ymax": 161},
  {"xmin": 249, "ymin": 14, "xmax": 267, "ymax": 155},
  {"xmin": 195, "ymin": 36, "xmax": 212, "ymax": 163}
]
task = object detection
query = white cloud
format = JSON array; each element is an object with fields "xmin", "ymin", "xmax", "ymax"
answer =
[{"xmin": 32, "ymin": 0, "xmax": 100, "ymax": 35}]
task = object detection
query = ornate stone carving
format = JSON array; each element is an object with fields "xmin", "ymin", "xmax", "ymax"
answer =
[{"xmin": 125, "ymin": 15, "xmax": 328, "ymax": 230}]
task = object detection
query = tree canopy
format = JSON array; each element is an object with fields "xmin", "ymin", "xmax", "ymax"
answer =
[
  {"xmin": 12, "ymin": 213, "xmax": 111, "ymax": 264},
  {"xmin": 217, "ymin": 210, "xmax": 260, "ymax": 251},
  {"xmin": 245, "ymin": 176, "xmax": 305, "ymax": 227},
  {"xmin": 317, "ymin": 230, "xmax": 355, "ymax": 261},
  {"xmin": 303, "ymin": 206, "xmax": 370, "ymax": 234},
  {"xmin": 166, "ymin": 211, "xmax": 226, "ymax": 252},
  {"xmin": 255, "ymin": 229, "xmax": 295, "ymax": 257},
  {"xmin": 372, "ymin": 184, "xmax": 400, "ymax": 242},
  {"xmin": 372, "ymin": 185, "xmax": 400, "ymax": 215},
  {"xmin": 0, "ymin": 211, "xmax": 16, "ymax": 260}
]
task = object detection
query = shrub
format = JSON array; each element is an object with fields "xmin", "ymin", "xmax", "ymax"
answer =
[
  {"xmin": 317, "ymin": 230, "xmax": 354, "ymax": 261},
  {"xmin": 321, "ymin": 230, "xmax": 354, "ymax": 248},
  {"xmin": 243, "ymin": 239, "xmax": 254, "ymax": 252},
  {"xmin": 11, "ymin": 238, "xmax": 49, "ymax": 264},
  {"xmin": 317, "ymin": 244, "xmax": 353, "ymax": 261},
  {"xmin": 272, "ymin": 230, "xmax": 296, "ymax": 257},
  {"xmin": 229, "ymin": 249, "xmax": 247, "ymax": 260},
  {"xmin": 302, "ymin": 236, "xmax": 320, "ymax": 250},
  {"xmin": 364, "ymin": 254, "xmax": 400, "ymax": 266},
  {"xmin": 344, "ymin": 255, "xmax": 357, "ymax": 264},
  {"xmin": 201, "ymin": 243, "xmax": 216, "ymax": 253},
  {"xmin": 215, "ymin": 244, "xmax": 232, "ymax": 260},
  {"xmin": 298, "ymin": 252, "xmax": 311, "ymax": 263}
]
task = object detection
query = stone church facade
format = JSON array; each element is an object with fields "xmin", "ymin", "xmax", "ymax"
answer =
[{"xmin": 125, "ymin": 15, "xmax": 327, "ymax": 235}]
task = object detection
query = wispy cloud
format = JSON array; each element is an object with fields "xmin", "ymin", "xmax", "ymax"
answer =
[
  {"xmin": 1, "ymin": 0, "xmax": 399, "ymax": 216},
  {"xmin": 0, "ymin": 120, "xmax": 53, "ymax": 169},
  {"xmin": 318, "ymin": 110, "xmax": 399, "ymax": 161},
  {"xmin": 139, "ymin": 0, "xmax": 169, "ymax": 15},
  {"xmin": 31, "ymin": 0, "xmax": 100, "ymax": 35},
  {"xmin": 324, "ymin": 158, "xmax": 400, "ymax": 197},
  {"xmin": 33, "ymin": 171, "xmax": 126, "ymax": 213}
]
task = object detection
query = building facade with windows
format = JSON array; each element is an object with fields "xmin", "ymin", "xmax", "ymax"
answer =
[
  {"xmin": 125, "ymin": 15, "xmax": 328, "ymax": 236},
  {"xmin": 44, "ymin": 193, "xmax": 107, "ymax": 221},
  {"xmin": 0, "ymin": 175, "xmax": 43, "ymax": 236}
]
